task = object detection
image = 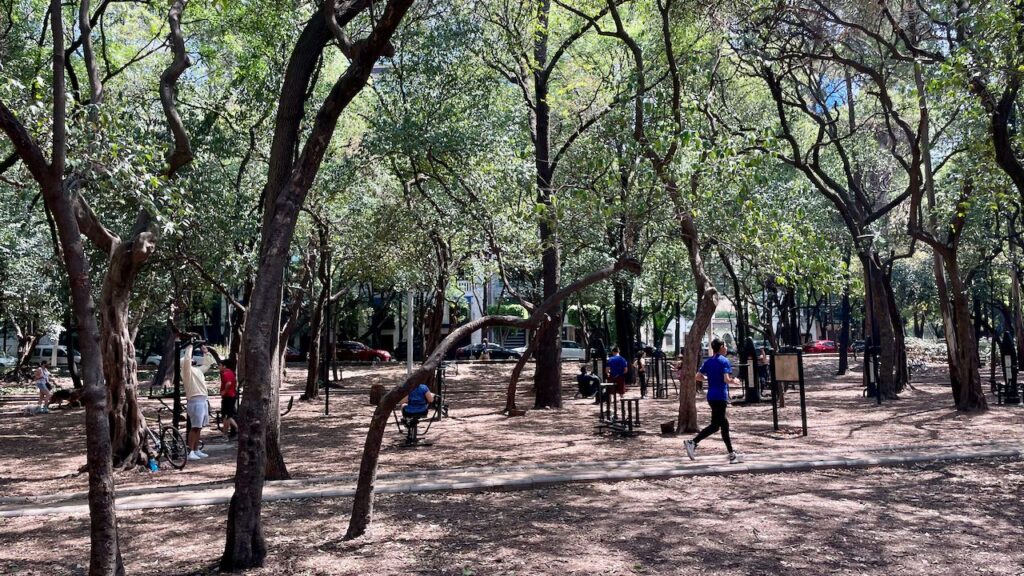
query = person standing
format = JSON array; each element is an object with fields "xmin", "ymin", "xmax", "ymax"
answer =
[
  {"xmin": 606, "ymin": 346, "xmax": 629, "ymax": 396},
  {"xmin": 181, "ymin": 343, "xmax": 215, "ymax": 461},
  {"xmin": 684, "ymin": 339, "xmax": 742, "ymax": 463},
  {"xmin": 34, "ymin": 361, "xmax": 52, "ymax": 413},
  {"xmin": 634, "ymin": 351, "xmax": 647, "ymax": 398},
  {"xmin": 219, "ymin": 359, "xmax": 238, "ymax": 439}
]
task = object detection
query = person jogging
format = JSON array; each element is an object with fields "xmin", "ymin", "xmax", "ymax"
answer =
[{"xmin": 684, "ymin": 338, "xmax": 742, "ymax": 463}]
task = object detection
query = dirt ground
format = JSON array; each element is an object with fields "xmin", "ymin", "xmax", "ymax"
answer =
[{"xmin": 1, "ymin": 356, "xmax": 1023, "ymax": 574}]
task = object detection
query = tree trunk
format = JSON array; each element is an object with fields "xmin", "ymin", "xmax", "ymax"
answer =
[
  {"xmin": 304, "ymin": 287, "xmax": 326, "ymax": 400},
  {"xmin": 675, "ymin": 207, "xmax": 716, "ymax": 433},
  {"xmin": 505, "ymin": 321, "xmax": 544, "ymax": 413},
  {"xmin": 148, "ymin": 327, "xmax": 177, "ymax": 391},
  {"xmin": 613, "ymin": 277, "xmax": 635, "ymax": 377},
  {"xmin": 530, "ymin": 0, "xmax": 563, "ymax": 410},
  {"xmin": 222, "ymin": 1, "xmax": 412, "ymax": 567},
  {"xmin": 838, "ymin": 252, "xmax": 851, "ymax": 375},
  {"xmin": 862, "ymin": 252, "xmax": 905, "ymax": 399},
  {"xmin": 945, "ymin": 256, "xmax": 987, "ymax": 411},
  {"xmin": 101, "ymin": 238, "xmax": 153, "ymax": 469}
]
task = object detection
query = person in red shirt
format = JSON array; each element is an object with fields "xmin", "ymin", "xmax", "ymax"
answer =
[{"xmin": 219, "ymin": 359, "xmax": 238, "ymax": 439}]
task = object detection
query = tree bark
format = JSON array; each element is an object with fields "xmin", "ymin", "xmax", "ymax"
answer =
[
  {"xmin": 837, "ymin": 252, "xmax": 851, "ymax": 375},
  {"xmin": 221, "ymin": 1, "xmax": 411, "ymax": 569},
  {"xmin": 676, "ymin": 209, "xmax": 716, "ymax": 433},
  {"xmin": 613, "ymin": 277, "xmax": 634, "ymax": 376},
  {"xmin": 946, "ymin": 256, "xmax": 986, "ymax": 410},
  {"xmin": 505, "ymin": 320, "xmax": 546, "ymax": 414},
  {"xmin": 100, "ymin": 227, "xmax": 156, "ymax": 468}
]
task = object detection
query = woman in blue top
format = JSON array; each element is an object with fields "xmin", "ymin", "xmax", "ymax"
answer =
[
  {"xmin": 684, "ymin": 339, "xmax": 742, "ymax": 463},
  {"xmin": 402, "ymin": 383, "xmax": 436, "ymax": 418}
]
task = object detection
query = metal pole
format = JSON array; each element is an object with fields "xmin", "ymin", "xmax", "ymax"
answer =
[
  {"xmin": 173, "ymin": 339, "xmax": 182, "ymax": 428},
  {"xmin": 406, "ymin": 289, "xmax": 414, "ymax": 376}
]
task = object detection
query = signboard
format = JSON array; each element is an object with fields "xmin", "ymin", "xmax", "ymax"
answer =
[{"xmin": 774, "ymin": 354, "xmax": 801, "ymax": 382}]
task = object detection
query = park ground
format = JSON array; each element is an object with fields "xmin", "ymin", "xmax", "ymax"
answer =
[{"xmin": 0, "ymin": 357, "xmax": 1022, "ymax": 575}]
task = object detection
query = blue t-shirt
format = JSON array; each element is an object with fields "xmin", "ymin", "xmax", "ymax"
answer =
[
  {"xmin": 699, "ymin": 354, "xmax": 732, "ymax": 402},
  {"xmin": 406, "ymin": 383, "xmax": 431, "ymax": 413},
  {"xmin": 607, "ymin": 354, "xmax": 628, "ymax": 377}
]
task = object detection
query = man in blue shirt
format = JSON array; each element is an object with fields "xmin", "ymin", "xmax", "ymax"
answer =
[
  {"xmin": 402, "ymin": 383, "xmax": 436, "ymax": 418},
  {"xmin": 685, "ymin": 339, "xmax": 742, "ymax": 463},
  {"xmin": 605, "ymin": 346, "xmax": 629, "ymax": 395}
]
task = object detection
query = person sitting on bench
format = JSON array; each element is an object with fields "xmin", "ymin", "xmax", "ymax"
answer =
[
  {"xmin": 576, "ymin": 365, "xmax": 602, "ymax": 401},
  {"xmin": 402, "ymin": 382, "xmax": 436, "ymax": 420}
]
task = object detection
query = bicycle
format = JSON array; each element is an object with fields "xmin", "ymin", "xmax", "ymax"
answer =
[{"xmin": 145, "ymin": 406, "xmax": 189, "ymax": 470}]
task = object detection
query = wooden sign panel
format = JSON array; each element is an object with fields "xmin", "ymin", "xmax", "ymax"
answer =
[{"xmin": 775, "ymin": 354, "xmax": 801, "ymax": 382}]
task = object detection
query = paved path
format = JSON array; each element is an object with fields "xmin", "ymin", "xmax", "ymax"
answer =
[{"xmin": 1, "ymin": 439, "xmax": 1019, "ymax": 517}]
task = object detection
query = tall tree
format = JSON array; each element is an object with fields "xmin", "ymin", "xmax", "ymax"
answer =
[{"xmin": 221, "ymin": 0, "xmax": 413, "ymax": 568}]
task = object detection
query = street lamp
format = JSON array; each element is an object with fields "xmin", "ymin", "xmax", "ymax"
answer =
[{"xmin": 855, "ymin": 233, "xmax": 882, "ymax": 405}]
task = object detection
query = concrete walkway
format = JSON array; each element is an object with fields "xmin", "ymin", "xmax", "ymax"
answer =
[{"xmin": 1, "ymin": 440, "xmax": 1019, "ymax": 518}]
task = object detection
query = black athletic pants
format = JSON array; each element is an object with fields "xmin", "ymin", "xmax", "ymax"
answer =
[{"xmin": 693, "ymin": 400, "xmax": 733, "ymax": 453}]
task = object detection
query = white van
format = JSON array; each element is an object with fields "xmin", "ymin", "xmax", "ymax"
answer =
[{"xmin": 30, "ymin": 345, "xmax": 81, "ymax": 367}]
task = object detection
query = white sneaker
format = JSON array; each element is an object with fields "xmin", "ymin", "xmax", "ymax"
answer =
[
  {"xmin": 195, "ymin": 450, "xmax": 209, "ymax": 458},
  {"xmin": 728, "ymin": 451, "xmax": 743, "ymax": 464},
  {"xmin": 684, "ymin": 440, "xmax": 696, "ymax": 461},
  {"xmin": 187, "ymin": 451, "xmax": 201, "ymax": 461}
]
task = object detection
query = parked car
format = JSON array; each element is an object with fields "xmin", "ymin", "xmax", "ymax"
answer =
[
  {"xmin": 0, "ymin": 353, "xmax": 16, "ymax": 367},
  {"xmin": 394, "ymin": 339, "xmax": 425, "ymax": 362},
  {"xmin": 852, "ymin": 340, "xmax": 867, "ymax": 353},
  {"xmin": 137, "ymin": 353, "xmax": 163, "ymax": 367},
  {"xmin": 29, "ymin": 344, "xmax": 81, "ymax": 366},
  {"xmin": 285, "ymin": 346, "xmax": 304, "ymax": 362},
  {"xmin": 336, "ymin": 341, "xmax": 392, "ymax": 363},
  {"xmin": 802, "ymin": 339, "xmax": 840, "ymax": 354},
  {"xmin": 510, "ymin": 340, "xmax": 587, "ymax": 360},
  {"xmin": 560, "ymin": 340, "xmax": 586, "ymax": 360},
  {"xmin": 455, "ymin": 343, "xmax": 521, "ymax": 360}
]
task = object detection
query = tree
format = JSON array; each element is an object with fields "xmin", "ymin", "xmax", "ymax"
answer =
[
  {"xmin": 477, "ymin": 0, "xmax": 625, "ymax": 408},
  {"xmin": 221, "ymin": 0, "xmax": 414, "ymax": 568}
]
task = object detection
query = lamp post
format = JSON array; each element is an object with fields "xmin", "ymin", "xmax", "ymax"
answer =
[{"xmin": 855, "ymin": 233, "xmax": 882, "ymax": 405}]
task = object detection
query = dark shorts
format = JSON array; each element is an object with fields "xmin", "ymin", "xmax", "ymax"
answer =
[
  {"xmin": 402, "ymin": 407, "xmax": 429, "ymax": 419},
  {"xmin": 610, "ymin": 375, "xmax": 626, "ymax": 396},
  {"xmin": 221, "ymin": 396, "xmax": 237, "ymax": 418}
]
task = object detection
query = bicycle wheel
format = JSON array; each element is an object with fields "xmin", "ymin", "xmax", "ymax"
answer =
[{"xmin": 160, "ymin": 426, "xmax": 188, "ymax": 470}]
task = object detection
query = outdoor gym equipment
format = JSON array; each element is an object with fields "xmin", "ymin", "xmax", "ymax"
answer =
[{"xmin": 392, "ymin": 362, "xmax": 450, "ymax": 446}]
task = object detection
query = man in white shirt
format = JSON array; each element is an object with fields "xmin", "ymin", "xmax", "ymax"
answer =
[{"xmin": 181, "ymin": 343, "xmax": 215, "ymax": 461}]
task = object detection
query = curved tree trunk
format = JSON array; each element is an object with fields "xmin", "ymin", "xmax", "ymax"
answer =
[
  {"xmin": 505, "ymin": 321, "xmax": 545, "ymax": 414},
  {"xmin": 346, "ymin": 257, "xmax": 640, "ymax": 540}
]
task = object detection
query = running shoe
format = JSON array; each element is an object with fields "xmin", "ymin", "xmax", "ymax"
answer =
[
  {"xmin": 684, "ymin": 440, "xmax": 696, "ymax": 461},
  {"xmin": 728, "ymin": 451, "xmax": 743, "ymax": 464}
]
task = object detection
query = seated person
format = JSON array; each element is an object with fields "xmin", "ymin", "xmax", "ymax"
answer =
[
  {"xmin": 576, "ymin": 365, "xmax": 601, "ymax": 399},
  {"xmin": 402, "ymin": 382, "xmax": 436, "ymax": 419}
]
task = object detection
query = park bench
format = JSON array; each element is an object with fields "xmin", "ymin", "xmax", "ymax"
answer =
[{"xmin": 596, "ymin": 384, "xmax": 641, "ymax": 436}]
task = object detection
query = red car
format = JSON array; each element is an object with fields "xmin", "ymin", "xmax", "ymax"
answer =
[
  {"xmin": 336, "ymin": 341, "xmax": 392, "ymax": 363},
  {"xmin": 802, "ymin": 340, "xmax": 839, "ymax": 354}
]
